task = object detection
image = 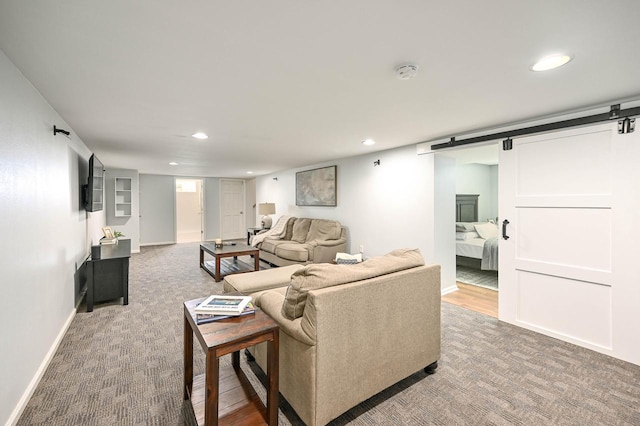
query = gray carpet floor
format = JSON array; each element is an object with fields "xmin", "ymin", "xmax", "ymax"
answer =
[
  {"xmin": 456, "ymin": 265, "xmax": 499, "ymax": 290},
  {"xmin": 17, "ymin": 243, "xmax": 640, "ymax": 425}
]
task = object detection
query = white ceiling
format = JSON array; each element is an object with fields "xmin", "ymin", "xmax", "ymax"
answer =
[{"xmin": 1, "ymin": 1, "xmax": 639, "ymax": 177}]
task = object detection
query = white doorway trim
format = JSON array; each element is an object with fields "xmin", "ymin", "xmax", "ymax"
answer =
[{"xmin": 175, "ymin": 178, "xmax": 204, "ymax": 243}]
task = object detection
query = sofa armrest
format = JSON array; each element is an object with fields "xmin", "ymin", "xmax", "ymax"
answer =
[
  {"xmin": 308, "ymin": 238, "xmax": 345, "ymax": 247},
  {"xmin": 309, "ymin": 239, "xmax": 348, "ymax": 263},
  {"xmin": 259, "ymin": 290, "xmax": 316, "ymax": 346}
]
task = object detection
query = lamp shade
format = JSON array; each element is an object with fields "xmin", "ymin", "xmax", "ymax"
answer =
[{"xmin": 258, "ymin": 203, "xmax": 276, "ymax": 215}]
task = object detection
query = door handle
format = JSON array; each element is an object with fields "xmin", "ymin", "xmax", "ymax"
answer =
[{"xmin": 502, "ymin": 219, "xmax": 510, "ymax": 240}]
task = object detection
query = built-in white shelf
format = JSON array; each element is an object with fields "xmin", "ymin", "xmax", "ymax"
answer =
[{"xmin": 115, "ymin": 177, "xmax": 132, "ymax": 217}]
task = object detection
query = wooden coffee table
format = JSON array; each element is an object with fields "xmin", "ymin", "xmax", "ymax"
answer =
[
  {"xmin": 183, "ymin": 297, "xmax": 279, "ymax": 425},
  {"xmin": 200, "ymin": 243, "xmax": 260, "ymax": 282}
]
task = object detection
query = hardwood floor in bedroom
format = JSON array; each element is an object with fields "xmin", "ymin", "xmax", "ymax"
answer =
[{"xmin": 442, "ymin": 282, "xmax": 498, "ymax": 318}]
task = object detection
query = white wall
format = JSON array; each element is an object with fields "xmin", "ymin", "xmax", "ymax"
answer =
[
  {"xmin": 489, "ymin": 165, "xmax": 498, "ymax": 219},
  {"xmin": 139, "ymin": 175, "xmax": 254, "ymax": 244},
  {"xmin": 256, "ymin": 145, "xmax": 455, "ymax": 291},
  {"xmin": 139, "ymin": 174, "xmax": 175, "ymax": 245},
  {"xmin": 203, "ymin": 177, "xmax": 221, "ymax": 241},
  {"xmin": 434, "ymin": 155, "xmax": 457, "ymax": 293},
  {"xmin": 455, "ymin": 163, "xmax": 498, "ymax": 221},
  {"xmin": 105, "ymin": 168, "xmax": 140, "ymax": 252},
  {"xmin": 0, "ymin": 49, "xmax": 104, "ymax": 425}
]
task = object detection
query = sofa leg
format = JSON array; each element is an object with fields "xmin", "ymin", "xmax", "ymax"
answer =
[
  {"xmin": 244, "ymin": 348, "xmax": 255, "ymax": 362},
  {"xmin": 424, "ymin": 361, "xmax": 438, "ymax": 375}
]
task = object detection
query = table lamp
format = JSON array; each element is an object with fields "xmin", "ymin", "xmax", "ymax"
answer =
[{"xmin": 258, "ymin": 203, "xmax": 275, "ymax": 229}]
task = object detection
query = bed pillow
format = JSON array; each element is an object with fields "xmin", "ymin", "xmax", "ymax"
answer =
[
  {"xmin": 474, "ymin": 222, "xmax": 499, "ymax": 240},
  {"xmin": 456, "ymin": 231, "xmax": 480, "ymax": 241},
  {"xmin": 456, "ymin": 222, "xmax": 476, "ymax": 232}
]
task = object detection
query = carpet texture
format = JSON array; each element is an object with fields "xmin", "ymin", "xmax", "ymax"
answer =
[
  {"xmin": 16, "ymin": 243, "xmax": 640, "ymax": 425},
  {"xmin": 456, "ymin": 265, "xmax": 499, "ymax": 290}
]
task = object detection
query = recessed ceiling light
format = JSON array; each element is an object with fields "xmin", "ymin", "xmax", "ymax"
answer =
[
  {"xmin": 169, "ymin": 162, "xmax": 178, "ymax": 166},
  {"xmin": 191, "ymin": 132, "xmax": 208, "ymax": 140},
  {"xmin": 531, "ymin": 53, "xmax": 573, "ymax": 72},
  {"xmin": 247, "ymin": 171, "xmax": 253, "ymax": 174},
  {"xmin": 362, "ymin": 139, "xmax": 376, "ymax": 146}
]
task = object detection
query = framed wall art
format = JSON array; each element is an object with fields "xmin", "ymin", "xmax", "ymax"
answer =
[{"xmin": 296, "ymin": 165, "xmax": 337, "ymax": 206}]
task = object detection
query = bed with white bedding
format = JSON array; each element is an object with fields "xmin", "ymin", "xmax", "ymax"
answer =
[{"xmin": 456, "ymin": 222, "xmax": 498, "ymax": 271}]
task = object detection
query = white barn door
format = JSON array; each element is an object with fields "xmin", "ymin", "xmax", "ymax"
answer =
[
  {"xmin": 499, "ymin": 121, "xmax": 640, "ymax": 365},
  {"xmin": 220, "ymin": 179, "xmax": 245, "ymax": 240}
]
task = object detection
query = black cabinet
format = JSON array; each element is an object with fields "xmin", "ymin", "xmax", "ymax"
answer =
[{"xmin": 86, "ymin": 239, "xmax": 131, "ymax": 312}]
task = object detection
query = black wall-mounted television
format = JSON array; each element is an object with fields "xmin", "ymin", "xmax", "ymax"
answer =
[{"xmin": 83, "ymin": 154, "xmax": 104, "ymax": 212}]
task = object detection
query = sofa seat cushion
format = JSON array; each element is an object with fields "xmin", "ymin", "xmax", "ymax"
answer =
[
  {"xmin": 282, "ymin": 248, "xmax": 425, "ymax": 319},
  {"xmin": 223, "ymin": 264, "xmax": 304, "ymax": 294},
  {"xmin": 275, "ymin": 243, "xmax": 310, "ymax": 262},
  {"xmin": 260, "ymin": 238, "xmax": 291, "ymax": 254},
  {"xmin": 306, "ymin": 219, "xmax": 342, "ymax": 242}
]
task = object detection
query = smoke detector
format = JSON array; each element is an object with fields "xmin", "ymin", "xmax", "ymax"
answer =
[{"xmin": 395, "ymin": 63, "xmax": 419, "ymax": 80}]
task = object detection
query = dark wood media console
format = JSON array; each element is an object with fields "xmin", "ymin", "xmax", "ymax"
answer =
[{"xmin": 86, "ymin": 239, "xmax": 131, "ymax": 312}]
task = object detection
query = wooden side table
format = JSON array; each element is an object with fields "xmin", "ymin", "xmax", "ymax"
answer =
[{"xmin": 183, "ymin": 298, "xmax": 279, "ymax": 425}]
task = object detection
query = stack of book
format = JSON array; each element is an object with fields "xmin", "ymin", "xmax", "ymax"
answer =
[
  {"xmin": 194, "ymin": 295, "xmax": 255, "ymax": 324},
  {"xmin": 100, "ymin": 237, "xmax": 118, "ymax": 245}
]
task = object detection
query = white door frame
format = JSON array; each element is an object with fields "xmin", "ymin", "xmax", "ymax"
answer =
[{"xmin": 174, "ymin": 177, "xmax": 204, "ymax": 243}]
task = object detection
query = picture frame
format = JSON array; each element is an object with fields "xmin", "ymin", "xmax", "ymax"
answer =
[
  {"xmin": 102, "ymin": 226, "xmax": 114, "ymax": 239},
  {"xmin": 296, "ymin": 165, "xmax": 337, "ymax": 206}
]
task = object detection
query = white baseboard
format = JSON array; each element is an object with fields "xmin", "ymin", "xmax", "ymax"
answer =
[
  {"xmin": 139, "ymin": 241, "xmax": 175, "ymax": 247},
  {"xmin": 441, "ymin": 284, "xmax": 458, "ymax": 296},
  {"xmin": 6, "ymin": 308, "xmax": 76, "ymax": 426}
]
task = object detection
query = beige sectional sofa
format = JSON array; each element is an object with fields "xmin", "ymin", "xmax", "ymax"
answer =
[
  {"xmin": 258, "ymin": 217, "xmax": 348, "ymax": 266},
  {"xmin": 223, "ymin": 249, "xmax": 441, "ymax": 426}
]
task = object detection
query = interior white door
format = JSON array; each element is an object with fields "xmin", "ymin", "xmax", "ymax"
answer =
[
  {"xmin": 499, "ymin": 121, "xmax": 640, "ymax": 365},
  {"xmin": 220, "ymin": 179, "xmax": 245, "ymax": 240}
]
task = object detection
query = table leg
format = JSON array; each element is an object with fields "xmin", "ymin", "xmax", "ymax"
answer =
[
  {"xmin": 200, "ymin": 246, "xmax": 204, "ymax": 269},
  {"xmin": 266, "ymin": 330, "xmax": 279, "ymax": 425},
  {"xmin": 215, "ymin": 256, "xmax": 221, "ymax": 282},
  {"xmin": 183, "ymin": 311, "xmax": 193, "ymax": 400},
  {"xmin": 254, "ymin": 251, "xmax": 260, "ymax": 272},
  {"xmin": 232, "ymin": 351, "xmax": 240, "ymax": 372},
  {"xmin": 205, "ymin": 351, "xmax": 220, "ymax": 426}
]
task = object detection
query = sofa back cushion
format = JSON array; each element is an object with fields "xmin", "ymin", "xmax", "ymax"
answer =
[
  {"xmin": 282, "ymin": 248, "xmax": 425, "ymax": 319},
  {"xmin": 291, "ymin": 218, "xmax": 312, "ymax": 243},
  {"xmin": 306, "ymin": 219, "xmax": 341, "ymax": 242},
  {"xmin": 283, "ymin": 217, "xmax": 297, "ymax": 241}
]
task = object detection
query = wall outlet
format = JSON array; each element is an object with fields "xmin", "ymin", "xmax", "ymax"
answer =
[{"xmin": 359, "ymin": 244, "xmax": 364, "ymax": 253}]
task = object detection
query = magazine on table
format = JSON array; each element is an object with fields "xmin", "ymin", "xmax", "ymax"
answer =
[
  {"xmin": 194, "ymin": 294, "xmax": 252, "ymax": 315},
  {"xmin": 196, "ymin": 302, "xmax": 256, "ymax": 324}
]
